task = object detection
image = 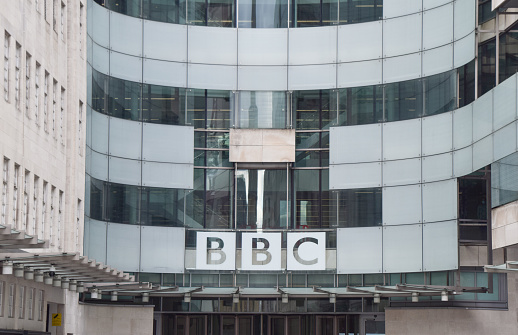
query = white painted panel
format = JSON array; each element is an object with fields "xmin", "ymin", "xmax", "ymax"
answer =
[
  {"xmin": 336, "ymin": 227, "xmax": 382, "ymax": 274},
  {"xmin": 288, "ymin": 64, "xmax": 336, "ymax": 90},
  {"xmin": 454, "ymin": 0, "xmax": 476, "ymax": 40},
  {"xmin": 422, "ymin": 112, "xmax": 453, "ymax": 156},
  {"xmin": 422, "ymin": 179, "xmax": 457, "ymax": 222},
  {"xmin": 337, "ymin": 60, "xmax": 382, "ymax": 88},
  {"xmin": 92, "ymin": 1, "xmax": 110, "ymax": 48},
  {"xmin": 110, "ymin": 11, "xmax": 142, "ymax": 56},
  {"xmin": 422, "ymin": 153, "xmax": 453, "ymax": 182},
  {"xmin": 329, "ymin": 163, "xmax": 382, "ymax": 189},
  {"xmin": 91, "ymin": 110, "xmax": 109, "ymax": 154},
  {"xmin": 188, "ymin": 64, "xmax": 237, "ymax": 90},
  {"xmin": 143, "ymin": 20, "xmax": 187, "ymax": 62},
  {"xmin": 494, "ymin": 122, "xmax": 517, "ymax": 161},
  {"xmin": 239, "ymin": 28, "xmax": 288, "ymax": 65},
  {"xmin": 238, "ymin": 66, "xmax": 288, "ymax": 91},
  {"xmin": 423, "ymin": 0, "xmax": 452, "ymax": 10},
  {"xmin": 383, "ymin": 118, "xmax": 422, "ymax": 160},
  {"xmin": 141, "ymin": 226, "xmax": 185, "ymax": 273},
  {"xmin": 142, "ymin": 123, "xmax": 194, "ymax": 163},
  {"xmin": 92, "ymin": 43, "xmax": 110, "ymax": 75},
  {"xmin": 330, "ymin": 124, "xmax": 381, "ymax": 164},
  {"xmin": 454, "ymin": 31, "xmax": 475, "ymax": 68},
  {"xmin": 106, "ymin": 223, "xmax": 140, "ymax": 272},
  {"xmin": 423, "ymin": 220, "xmax": 458, "ymax": 271},
  {"xmin": 142, "ymin": 161, "xmax": 194, "ymax": 189},
  {"xmin": 383, "ymin": 224, "xmax": 423, "ymax": 273},
  {"xmin": 188, "ymin": 26, "xmax": 237, "ymax": 65},
  {"xmin": 422, "ymin": 44, "xmax": 453, "ymax": 77},
  {"xmin": 383, "ymin": 13, "xmax": 422, "ymax": 57},
  {"xmin": 110, "ymin": 51, "xmax": 142, "ymax": 83},
  {"xmin": 143, "ymin": 58, "xmax": 187, "ymax": 88},
  {"xmin": 383, "ymin": 53, "xmax": 422, "ymax": 84},
  {"xmin": 384, "ymin": 0, "xmax": 422, "ymax": 18},
  {"xmin": 423, "ymin": 3, "xmax": 453, "ymax": 50},
  {"xmin": 494, "ymin": 75, "xmax": 517, "ymax": 130},
  {"xmin": 473, "ymin": 91, "xmax": 493, "ymax": 142},
  {"xmin": 109, "ymin": 118, "xmax": 142, "ymax": 159},
  {"xmin": 109, "ymin": 156, "xmax": 142, "ymax": 186},
  {"xmin": 453, "ymin": 104, "xmax": 473, "ymax": 149},
  {"xmin": 195, "ymin": 232, "xmax": 236, "ymax": 270},
  {"xmin": 87, "ymin": 36, "xmax": 93, "ymax": 65},
  {"xmin": 84, "ymin": 218, "xmax": 107, "ymax": 264},
  {"xmin": 287, "ymin": 232, "xmax": 326, "ymax": 270},
  {"xmin": 289, "ymin": 26, "xmax": 336, "ymax": 65},
  {"xmin": 88, "ymin": 149, "xmax": 109, "ymax": 181},
  {"xmin": 241, "ymin": 232, "xmax": 282, "ymax": 271},
  {"xmin": 87, "ymin": 0, "xmax": 93, "ymax": 37},
  {"xmin": 338, "ymin": 21, "xmax": 382, "ymax": 63},
  {"xmin": 453, "ymin": 147, "xmax": 473, "ymax": 177},
  {"xmin": 383, "ymin": 184, "xmax": 422, "ymax": 225},
  {"xmin": 473, "ymin": 135, "xmax": 493, "ymax": 170},
  {"xmin": 383, "ymin": 158, "xmax": 421, "ymax": 186}
]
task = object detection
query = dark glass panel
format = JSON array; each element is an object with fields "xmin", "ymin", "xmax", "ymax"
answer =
[
  {"xmin": 279, "ymin": 299, "xmax": 306, "ymax": 312},
  {"xmin": 143, "ymin": 0, "xmax": 186, "ymax": 24},
  {"xmin": 321, "ymin": 169, "xmax": 332, "ymax": 228},
  {"xmin": 184, "ymin": 168, "xmax": 205, "ymax": 228},
  {"xmin": 499, "ymin": 29, "xmax": 518, "ymax": 83},
  {"xmin": 187, "ymin": 89, "xmax": 207, "ymax": 129},
  {"xmin": 307, "ymin": 274, "xmax": 334, "ymax": 286},
  {"xmin": 106, "ymin": 0, "xmax": 142, "ymax": 17},
  {"xmin": 207, "ymin": 90, "xmax": 232, "ymax": 129},
  {"xmin": 106, "ymin": 182, "xmax": 139, "ymax": 224},
  {"xmin": 91, "ymin": 70, "xmax": 107, "ymax": 114},
  {"xmin": 295, "ymin": 0, "xmax": 322, "ymax": 27},
  {"xmin": 478, "ymin": 0, "xmax": 495, "ymax": 24},
  {"xmin": 140, "ymin": 187, "xmax": 185, "ymax": 226},
  {"xmin": 478, "ymin": 38, "xmax": 496, "ymax": 96},
  {"xmin": 339, "ymin": 0, "xmax": 382, "ymax": 24},
  {"xmin": 332, "ymin": 188, "xmax": 382, "ymax": 227},
  {"xmin": 205, "ymin": 169, "xmax": 233, "ymax": 228},
  {"xmin": 89, "ymin": 177, "xmax": 105, "ymax": 221},
  {"xmin": 459, "ymin": 59, "xmax": 475, "ymax": 107},
  {"xmin": 307, "ymin": 299, "xmax": 334, "ymax": 312},
  {"xmin": 364, "ymin": 273, "xmax": 384, "ymax": 285},
  {"xmin": 338, "ymin": 85, "xmax": 382, "ymax": 126},
  {"xmin": 295, "ymin": 150, "xmax": 321, "ymax": 167},
  {"xmin": 459, "ymin": 178, "xmax": 487, "ymax": 220},
  {"xmin": 194, "ymin": 150, "xmax": 206, "ymax": 166},
  {"xmin": 94, "ymin": 0, "xmax": 106, "ymax": 6},
  {"xmin": 192, "ymin": 274, "xmax": 219, "ymax": 286},
  {"xmin": 294, "ymin": 170, "xmax": 320, "ymax": 228},
  {"xmin": 139, "ymin": 272, "xmax": 161, "ymax": 284},
  {"xmin": 295, "ymin": 90, "xmax": 321, "ymax": 129},
  {"xmin": 425, "ymin": 70, "xmax": 456, "ymax": 116},
  {"xmin": 238, "ymin": 0, "xmax": 289, "ymax": 28},
  {"xmin": 236, "ymin": 169, "xmax": 288, "ymax": 229},
  {"xmin": 194, "ymin": 131, "xmax": 206, "ymax": 148},
  {"xmin": 107, "ymin": 76, "xmax": 140, "ymax": 121},
  {"xmin": 249, "ymin": 274, "xmax": 277, "ymax": 287},
  {"xmin": 162, "ymin": 298, "xmax": 189, "ymax": 311},
  {"xmin": 385, "ymin": 78, "xmax": 423, "ymax": 122},
  {"xmin": 296, "ymin": 132, "xmax": 321, "ymax": 149},
  {"xmin": 206, "ymin": 132, "xmax": 229, "ymax": 149},
  {"xmin": 142, "ymin": 84, "xmax": 185, "ymax": 125},
  {"xmin": 208, "ymin": 0, "xmax": 235, "ymax": 27},
  {"xmin": 459, "ymin": 225, "xmax": 487, "ymax": 241},
  {"xmin": 206, "ymin": 150, "xmax": 232, "ymax": 167}
]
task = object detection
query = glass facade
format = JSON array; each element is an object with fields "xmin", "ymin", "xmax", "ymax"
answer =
[{"xmin": 93, "ymin": 0, "xmax": 382, "ymax": 27}]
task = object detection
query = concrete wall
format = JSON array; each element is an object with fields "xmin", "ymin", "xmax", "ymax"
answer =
[
  {"xmin": 385, "ymin": 273, "xmax": 518, "ymax": 335},
  {"xmin": 80, "ymin": 304, "xmax": 154, "ymax": 335}
]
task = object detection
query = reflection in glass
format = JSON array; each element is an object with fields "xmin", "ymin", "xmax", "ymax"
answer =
[
  {"xmin": 459, "ymin": 60, "xmax": 475, "ymax": 108},
  {"xmin": 142, "ymin": 84, "xmax": 186, "ymax": 125},
  {"xmin": 143, "ymin": 0, "xmax": 186, "ymax": 24},
  {"xmin": 294, "ymin": 90, "xmax": 337, "ymax": 130},
  {"xmin": 140, "ymin": 187, "xmax": 185, "ymax": 226},
  {"xmin": 106, "ymin": 183, "xmax": 139, "ymax": 224},
  {"xmin": 185, "ymin": 169, "xmax": 206, "ymax": 228},
  {"xmin": 500, "ymin": 28, "xmax": 518, "ymax": 83},
  {"xmin": 478, "ymin": 38, "xmax": 496, "ymax": 96},
  {"xmin": 339, "ymin": 0, "xmax": 382, "ymax": 24},
  {"xmin": 385, "ymin": 78, "xmax": 423, "ymax": 122},
  {"xmin": 188, "ymin": 89, "xmax": 231, "ymax": 129},
  {"xmin": 293, "ymin": 0, "xmax": 338, "ymax": 27},
  {"xmin": 425, "ymin": 70, "xmax": 456, "ymax": 116},
  {"xmin": 337, "ymin": 85, "xmax": 382, "ymax": 126},
  {"xmin": 188, "ymin": 0, "xmax": 235, "ymax": 26},
  {"xmin": 238, "ymin": 91, "xmax": 287, "ymax": 129},
  {"xmin": 205, "ymin": 169, "xmax": 233, "ymax": 228},
  {"xmin": 236, "ymin": 169, "xmax": 288, "ymax": 229},
  {"xmin": 91, "ymin": 70, "xmax": 107, "ymax": 114},
  {"xmin": 331, "ymin": 188, "xmax": 382, "ymax": 227},
  {"xmin": 238, "ymin": 0, "xmax": 289, "ymax": 28},
  {"xmin": 106, "ymin": 0, "xmax": 142, "ymax": 17},
  {"xmin": 89, "ymin": 177, "xmax": 105, "ymax": 221},
  {"xmin": 108, "ymin": 76, "xmax": 140, "ymax": 121}
]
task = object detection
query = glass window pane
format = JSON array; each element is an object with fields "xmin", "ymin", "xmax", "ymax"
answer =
[
  {"xmin": 425, "ymin": 70, "xmax": 456, "ymax": 116},
  {"xmin": 238, "ymin": 91, "xmax": 287, "ymax": 129},
  {"xmin": 385, "ymin": 78, "xmax": 423, "ymax": 122},
  {"xmin": 339, "ymin": 0, "xmax": 382, "ymax": 24},
  {"xmin": 91, "ymin": 69, "xmax": 107, "ymax": 115},
  {"xmin": 294, "ymin": 170, "xmax": 320, "ymax": 228},
  {"xmin": 184, "ymin": 168, "xmax": 205, "ymax": 228},
  {"xmin": 332, "ymin": 188, "xmax": 382, "ymax": 227},
  {"xmin": 238, "ymin": 0, "xmax": 288, "ymax": 28},
  {"xmin": 338, "ymin": 85, "xmax": 382, "ymax": 126},
  {"xmin": 107, "ymin": 76, "xmax": 140, "ymax": 121},
  {"xmin": 106, "ymin": 182, "xmax": 139, "ymax": 224},
  {"xmin": 207, "ymin": 90, "xmax": 231, "ymax": 129},
  {"xmin": 205, "ymin": 169, "xmax": 232, "ymax": 228},
  {"xmin": 141, "ymin": 187, "xmax": 185, "ymax": 226},
  {"xmin": 106, "ymin": 0, "xmax": 141, "ymax": 17},
  {"xmin": 478, "ymin": 38, "xmax": 496, "ymax": 96},
  {"xmin": 143, "ymin": 0, "xmax": 186, "ymax": 24},
  {"xmin": 89, "ymin": 177, "xmax": 105, "ymax": 221},
  {"xmin": 187, "ymin": 89, "xmax": 207, "ymax": 129},
  {"xmin": 142, "ymin": 84, "xmax": 185, "ymax": 125}
]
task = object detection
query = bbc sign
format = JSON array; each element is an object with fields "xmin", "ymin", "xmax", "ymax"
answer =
[{"xmin": 196, "ymin": 232, "xmax": 326, "ymax": 271}]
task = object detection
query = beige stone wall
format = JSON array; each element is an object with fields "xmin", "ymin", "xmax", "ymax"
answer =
[
  {"xmin": 385, "ymin": 273, "xmax": 518, "ymax": 335},
  {"xmin": 229, "ymin": 129, "xmax": 295, "ymax": 163},
  {"xmin": 492, "ymin": 200, "xmax": 518, "ymax": 249},
  {"xmin": 80, "ymin": 304, "xmax": 154, "ymax": 335}
]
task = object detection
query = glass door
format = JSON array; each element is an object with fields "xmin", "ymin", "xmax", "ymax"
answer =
[
  {"xmin": 316, "ymin": 316, "xmax": 335, "ymax": 335},
  {"xmin": 360, "ymin": 315, "xmax": 385, "ymax": 335},
  {"xmin": 269, "ymin": 316, "xmax": 286, "ymax": 335}
]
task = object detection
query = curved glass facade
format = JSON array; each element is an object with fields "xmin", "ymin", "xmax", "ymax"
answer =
[
  {"xmin": 91, "ymin": 67, "xmax": 470, "ymax": 127},
  {"xmin": 93, "ymin": 0, "xmax": 382, "ymax": 27}
]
